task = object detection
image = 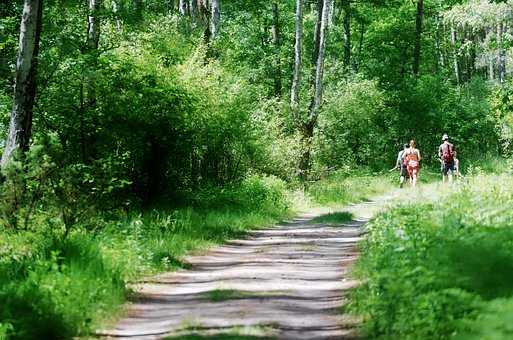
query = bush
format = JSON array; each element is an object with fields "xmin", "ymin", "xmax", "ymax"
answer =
[{"xmin": 351, "ymin": 174, "xmax": 513, "ymax": 339}]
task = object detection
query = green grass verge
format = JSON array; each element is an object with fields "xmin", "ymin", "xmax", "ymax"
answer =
[{"xmin": 350, "ymin": 173, "xmax": 513, "ymax": 339}]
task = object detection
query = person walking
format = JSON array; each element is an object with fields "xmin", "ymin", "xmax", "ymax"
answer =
[
  {"xmin": 438, "ymin": 134, "xmax": 456, "ymax": 184},
  {"xmin": 391, "ymin": 143, "xmax": 409, "ymax": 188},
  {"xmin": 404, "ymin": 139, "xmax": 421, "ymax": 187}
]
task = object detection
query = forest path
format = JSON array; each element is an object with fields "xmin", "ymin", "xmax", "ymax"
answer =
[{"xmin": 99, "ymin": 190, "xmax": 403, "ymax": 340}]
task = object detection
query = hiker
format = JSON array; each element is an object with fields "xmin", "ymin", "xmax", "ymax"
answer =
[
  {"xmin": 404, "ymin": 139, "xmax": 421, "ymax": 187},
  {"xmin": 438, "ymin": 134, "xmax": 456, "ymax": 184},
  {"xmin": 390, "ymin": 143, "xmax": 409, "ymax": 188}
]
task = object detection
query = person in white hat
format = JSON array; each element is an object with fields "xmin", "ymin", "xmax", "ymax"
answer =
[{"xmin": 438, "ymin": 134, "xmax": 456, "ymax": 184}]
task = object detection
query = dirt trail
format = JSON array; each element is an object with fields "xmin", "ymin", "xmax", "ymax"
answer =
[{"xmin": 100, "ymin": 191, "xmax": 399, "ymax": 339}]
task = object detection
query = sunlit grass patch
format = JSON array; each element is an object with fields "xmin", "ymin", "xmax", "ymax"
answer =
[{"xmin": 166, "ymin": 324, "xmax": 279, "ymax": 339}]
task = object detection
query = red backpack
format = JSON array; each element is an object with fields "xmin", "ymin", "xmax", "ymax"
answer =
[{"xmin": 441, "ymin": 143, "xmax": 454, "ymax": 163}]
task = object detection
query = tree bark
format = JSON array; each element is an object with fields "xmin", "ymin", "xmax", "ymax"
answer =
[
  {"xmin": 341, "ymin": 0, "xmax": 351, "ymax": 70},
  {"xmin": 290, "ymin": 0, "xmax": 303, "ymax": 110},
  {"xmin": 112, "ymin": 0, "xmax": 121, "ymax": 31},
  {"xmin": 412, "ymin": 0, "xmax": 423, "ymax": 76},
  {"xmin": 179, "ymin": 0, "xmax": 187, "ymax": 15},
  {"xmin": 299, "ymin": 0, "xmax": 332, "ymax": 181},
  {"xmin": 435, "ymin": 14, "xmax": 444, "ymax": 71},
  {"xmin": 1, "ymin": 0, "xmax": 43, "ymax": 168},
  {"xmin": 271, "ymin": 1, "xmax": 282, "ymax": 97},
  {"xmin": 211, "ymin": 0, "xmax": 220, "ymax": 39},
  {"xmin": 189, "ymin": 0, "xmax": 198, "ymax": 19},
  {"xmin": 497, "ymin": 22, "xmax": 506, "ymax": 84},
  {"xmin": 86, "ymin": 0, "xmax": 101, "ymax": 106},
  {"xmin": 451, "ymin": 23, "xmax": 460, "ymax": 85}
]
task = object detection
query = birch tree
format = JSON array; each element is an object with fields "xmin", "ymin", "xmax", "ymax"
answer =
[
  {"xmin": 290, "ymin": 0, "xmax": 303, "ymax": 111},
  {"xmin": 271, "ymin": 1, "xmax": 282, "ymax": 97},
  {"xmin": 299, "ymin": 0, "xmax": 332, "ymax": 181},
  {"xmin": 1, "ymin": 0, "xmax": 44, "ymax": 168},
  {"xmin": 341, "ymin": 0, "xmax": 351, "ymax": 70},
  {"xmin": 211, "ymin": 0, "xmax": 220, "ymax": 39}
]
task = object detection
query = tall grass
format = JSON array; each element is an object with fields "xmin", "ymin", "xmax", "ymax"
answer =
[{"xmin": 350, "ymin": 173, "xmax": 513, "ymax": 339}]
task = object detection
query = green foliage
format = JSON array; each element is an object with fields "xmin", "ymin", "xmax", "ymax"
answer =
[{"xmin": 351, "ymin": 173, "xmax": 513, "ymax": 339}]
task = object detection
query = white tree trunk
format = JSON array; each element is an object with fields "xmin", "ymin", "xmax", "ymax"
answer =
[
  {"xmin": 309, "ymin": 0, "xmax": 331, "ymax": 121},
  {"xmin": 290, "ymin": 0, "xmax": 303, "ymax": 109},
  {"xmin": 451, "ymin": 23, "xmax": 460, "ymax": 85},
  {"xmin": 497, "ymin": 22, "xmax": 506, "ymax": 83},
  {"xmin": 179, "ymin": 0, "xmax": 187, "ymax": 15},
  {"xmin": 112, "ymin": 0, "xmax": 121, "ymax": 31},
  {"xmin": 87, "ymin": 0, "xmax": 101, "ymax": 106},
  {"xmin": 1, "ymin": 0, "xmax": 43, "ymax": 168},
  {"xmin": 211, "ymin": 0, "xmax": 220, "ymax": 38},
  {"xmin": 271, "ymin": 1, "xmax": 281, "ymax": 97}
]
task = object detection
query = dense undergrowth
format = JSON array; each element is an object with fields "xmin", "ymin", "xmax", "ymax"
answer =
[
  {"xmin": 0, "ymin": 172, "xmax": 394, "ymax": 339},
  {"xmin": 350, "ymin": 171, "xmax": 513, "ymax": 339}
]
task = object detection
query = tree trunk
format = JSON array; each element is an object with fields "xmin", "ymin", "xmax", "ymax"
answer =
[
  {"xmin": 112, "ymin": 0, "xmax": 121, "ymax": 31},
  {"xmin": 211, "ymin": 0, "xmax": 220, "ymax": 39},
  {"xmin": 299, "ymin": 0, "xmax": 332, "ymax": 181},
  {"xmin": 412, "ymin": 0, "xmax": 423, "ymax": 76},
  {"xmin": 290, "ymin": 0, "xmax": 303, "ymax": 110},
  {"xmin": 86, "ymin": 0, "xmax": 101, "ymax": 106},
  {"xmin": 497, "ymin": 22, "xmax": 506, "ymax": 84},
  {"xmin": 271, "ymin": 1, "xmax": 281, "ymax": 97},
  {"xmin": 190, "ymin": 0, "xmax": 198, "ymax": 19},
  {"xmin": 435, "ymin": 14, "xmax": 444, "ymax": 71},
  {"xmin": 199, "ymin": 0, "xmax": 211, "ymax": 45},
  {"xmin": 341, "ymin": 0, "xmax": 351, "ymax": 70},
  {"xmin": 355, "ymin": 20, "xmax": 365, "ymax": 71},
  {"xmin": 311, "ymin": 0, "xmax": 323, "ymax": 72},
  {"xmin": 451, "ymin": 23, "xmax": 460, "ymax": 85},
  {"xmin": 179, "ymin": 0, "xmax": 187, "ymax": 15},
  {"xmin": 1, "ymin": 0, "xmax": 43, "ymax": 168}
]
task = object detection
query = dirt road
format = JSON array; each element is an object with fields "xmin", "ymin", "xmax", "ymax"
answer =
[{"xmin": 100, "ymin": 192, "xmax": 397, "ymax": 339}]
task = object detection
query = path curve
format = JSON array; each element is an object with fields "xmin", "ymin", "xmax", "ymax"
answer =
[{"xmin": 100, "ymin": 192, "xmax": 397, "ymax": 340}]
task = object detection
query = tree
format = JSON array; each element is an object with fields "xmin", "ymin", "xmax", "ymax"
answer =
[
  {"xmin": 211, "ymin": 0, "xmax": 220, "ymax": 39},
  {"xmin": 179, "ymin": 0, "xmax": 187, "ymax": 15},
  {"xmin": 1, "ymin": 0, "xmax": 44, "ymax": 168},
  {"xmin": 86, "ymin": 0, "xmax": 101, "ymax": 106},
  {"xmin": 341, "ymin": 0, "xmax": 351, "ymax": 70},
  {"xmin": 271, "ymin": 1, "xmax": 281, "ymax": 97},
  {"xmin": 299, "ymin": 0, "xmax": 332, "ymax": 181},
  {"xmin": 413, "ymin": 0, "xmax": 423, "ymax": 76},
  {"xmin": 291, "ymin": 0, "xmax": 303, "ymax": 111}
]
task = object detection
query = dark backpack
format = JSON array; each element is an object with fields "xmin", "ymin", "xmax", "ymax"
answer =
[{"xmin": 441, "ymin": 143, "xmax": 454, "ymax": 163}]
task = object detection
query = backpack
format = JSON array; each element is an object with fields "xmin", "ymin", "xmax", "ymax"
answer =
[{"xmin": 441, "ymin": 143, "xmax": 454, "ymax": 163}]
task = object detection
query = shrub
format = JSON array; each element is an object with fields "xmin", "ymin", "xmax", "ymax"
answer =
[{"xmin": 351, "ymin": 174, "xmax": 513, "ymax": 339}]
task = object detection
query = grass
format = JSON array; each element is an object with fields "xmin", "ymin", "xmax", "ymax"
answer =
[
  {"xmin": 308, "ymin": 170, "xmax": 396, "ymax": 206},
  {"xmin": 311, "ymin": 211, "xmax": 354, "ymax": 224},
  {"xmin": 165, "ymin": 324, "xmax": 278, "ymax": 339},
  {"xmin": 205, "ymin": 289, "xmax": 248, "ymax": 302},
  {"xmin": 349, "ymin": 172, "xmax": 513, "ymax": 339},
  {"xmin": 0, "ymin": 172, "xmax": 398, "ymax": 339}
]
